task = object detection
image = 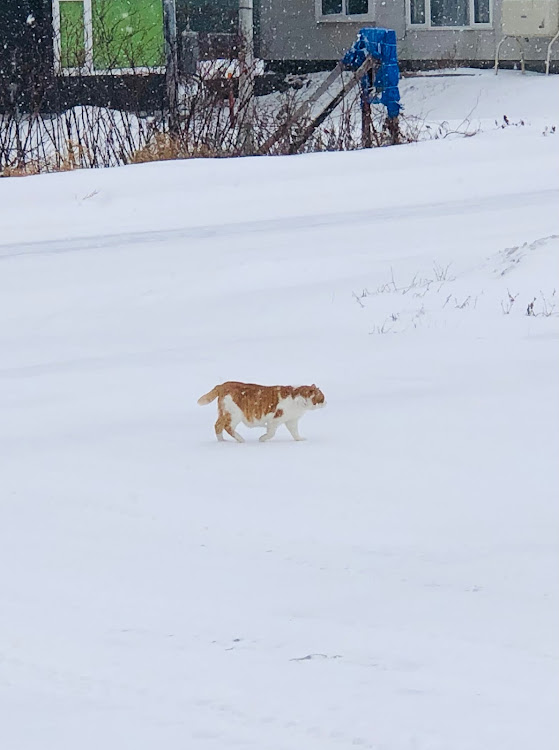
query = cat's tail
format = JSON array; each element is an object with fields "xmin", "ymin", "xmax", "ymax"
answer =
[{"xmin": 197, "ymin": 386, "xmax": 221, "ymax": 405}]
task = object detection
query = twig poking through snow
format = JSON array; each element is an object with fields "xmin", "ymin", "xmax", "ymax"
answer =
[{"xmin": 500, "ymin": 289, "xmax": 519, "ymax": 315}]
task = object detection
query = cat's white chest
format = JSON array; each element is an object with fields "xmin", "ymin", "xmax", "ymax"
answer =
[{"xmin": 274, "ymin": 396, "xmax": 308, "ymax": 423}]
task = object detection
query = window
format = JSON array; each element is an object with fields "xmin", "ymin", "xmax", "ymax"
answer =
[
  {"xmin": 54, "ymin": 0, "xmax": 165, "ymax": 74},
  {"xmin": 409, "ymin": 0, "xmax": 491, "ymax": 27},
  {"xmin": 317, "ymin": 0, "xmax": 372, "ymax": 21}
]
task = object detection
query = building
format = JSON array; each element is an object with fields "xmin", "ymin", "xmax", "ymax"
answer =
[
  {"xmin": 259, "ymin": 0, "xmax": 559, "ymax": 71},
  {"xmin": 44, "ymin": 0, "xmax": 559, "ymax": 73},
  {"xmin": 1, "ymin": 0, "xmax": 557, "ymax": 113}
]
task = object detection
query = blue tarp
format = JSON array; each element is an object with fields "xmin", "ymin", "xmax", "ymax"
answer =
[{"xmin": 342, "ymin": 28, "xmax": 401, "ymax": 119}]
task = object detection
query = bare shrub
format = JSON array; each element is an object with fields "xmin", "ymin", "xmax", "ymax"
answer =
[
  {"xmin": 1, "ymin": 15, "xmax": 414, "ymax": 177},
  {"xmin": 526, "ymin": 291, "xmax": 557, "ymax": 317},
  {"xmin": 500, "ymin": 290, "xmax": 519, "ymax": 315}
]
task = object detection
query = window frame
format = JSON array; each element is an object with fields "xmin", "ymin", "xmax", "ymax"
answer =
[
  {"xmin": 53, "ymin": 0, "xmax": 165, "ymax": 76},
  {"xmin": 406, "ymin": 0, "xmax": 493, "ymax": 30},
  {"xmin": 315, "ymin": 0, "xmax": 375, "ymax": 24}
]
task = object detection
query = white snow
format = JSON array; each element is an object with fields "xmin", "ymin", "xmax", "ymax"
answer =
[
  {"xmin": 1, "ymin": 70, "xmax": 558, "ymax": 750},
  {"xmin": 197, "ymin": 59, "xmax": 266, "ymax": 78}
]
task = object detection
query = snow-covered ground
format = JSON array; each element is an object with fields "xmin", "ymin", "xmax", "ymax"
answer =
[{"xmin": 1, "ymin": 70, "xmax": 558, "ymax": 750}]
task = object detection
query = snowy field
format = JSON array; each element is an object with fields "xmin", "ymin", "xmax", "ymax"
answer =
[{"xmin": 1, "ymin": 70, "xmax": 558, "ymax": 750}]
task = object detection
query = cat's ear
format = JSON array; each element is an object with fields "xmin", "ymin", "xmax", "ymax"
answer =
[{"xmin": 311, "ymin": 383, "xmax": 316, "ymax": 388}]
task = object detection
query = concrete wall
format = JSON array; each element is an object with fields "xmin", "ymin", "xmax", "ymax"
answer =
[
  {"xmin": 258, "ymin": 0, "xmax": 559, "ymax": 64},
  {"xmin": 258, "ymin": 1, "xmax": 366, "ymax": 61}
]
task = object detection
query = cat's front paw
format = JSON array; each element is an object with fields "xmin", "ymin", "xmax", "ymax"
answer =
[
  {"xmin": 294, "ymin": 436, "xmax": 306, "ymax": 442},
  {"xmin": 259, "ymin": 434, "xmax": 271, "ymax": 442}
]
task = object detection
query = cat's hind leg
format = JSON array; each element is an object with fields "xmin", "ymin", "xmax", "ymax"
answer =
[
  {"xmin": 214, "ymin": 414, "xmax": 227, "ymax": 441},
  {"xmin": 215, "ymin": 410, "xmax": 244, "ymax": 443},
  {"xmin": 226, "ymin": 418, "xmax": 244, "ymax": 443},
  {"xmin": 285, "ymin": 419, "xmax": 305, "ymax": 441}
]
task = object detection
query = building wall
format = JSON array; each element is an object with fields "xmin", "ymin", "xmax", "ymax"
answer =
[
  {"xmin": 258, "ymin": 0, "xmax": 559, "ymax": 64},
  {"xmin": 258, "ymin": 1, "xmax": 364, "ymax": 61}
]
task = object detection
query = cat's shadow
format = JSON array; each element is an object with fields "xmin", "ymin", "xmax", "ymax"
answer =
[{"xmin": 199, "ymin": 435, "xmax": 324, "ymax": 447}]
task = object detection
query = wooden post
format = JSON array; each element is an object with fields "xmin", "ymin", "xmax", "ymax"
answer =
[
  {"xmin": 163, "ymin": 0, "xmax": 178, "ymax": 132},
  {"xmin": 386, "ymin": 116, "xmax": 400, "ymax": 145},
  {"xmin": 360, "ymin": 71, "xmax": 372, "ymax": 149}
]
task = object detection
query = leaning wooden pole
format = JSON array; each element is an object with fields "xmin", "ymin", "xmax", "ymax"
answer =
[
  {"xmin": 258, "ymin": 62, "xmax": 345, "ymax": 155},
  {"xmin": 287, "ymin": 57, "xmax": 374, "ymax": 155},
  {"xmin": 259, "ymin": 57, "xmax": 373, "ymax": 156}
]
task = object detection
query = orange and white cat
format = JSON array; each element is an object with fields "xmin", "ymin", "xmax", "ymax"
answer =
[{"xmin": 197, "ymin": 381, "xmax": 326, "ymax": 442}]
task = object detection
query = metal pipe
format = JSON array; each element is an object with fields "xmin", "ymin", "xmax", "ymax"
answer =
[{"xmin": 238, "ymin": 0, "xmax": 255, "ymax": 153}]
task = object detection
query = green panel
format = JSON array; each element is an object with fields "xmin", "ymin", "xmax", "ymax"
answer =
[
  {"xmin": 92, "ymin": 0, "xmax": 164, "ymax": 70},
  {"xmin": 60, "ymin": 1, "xmax": 86, "ymax": 69}
]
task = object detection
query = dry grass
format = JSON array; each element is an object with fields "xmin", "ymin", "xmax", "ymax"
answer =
[
  {"xmin": 129, "ymin": 132, "xmax": 185, "ymax": 164},
  {"xmin": 1, "ymin": 139, "xmax": 89, "ymax": 177},
  {"xmin": 2, "ymin": 162, "xmax": 43, "ymax": 178},
  {"xmin": 128, "ymin": 132, "xmax": 218, "ymax": 164}
]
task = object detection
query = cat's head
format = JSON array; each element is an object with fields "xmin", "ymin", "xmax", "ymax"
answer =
[{"xmin": 299, "ymin": 384, "xmax": 326, "ymax": 409}]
